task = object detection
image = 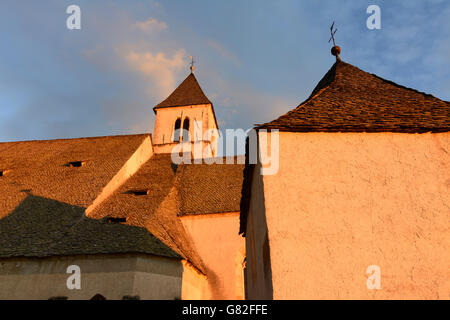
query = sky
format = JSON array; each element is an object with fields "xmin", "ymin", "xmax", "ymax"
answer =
[{"xmin": 0, "ymin": 0, "xmax": 449, "ymax": 143}]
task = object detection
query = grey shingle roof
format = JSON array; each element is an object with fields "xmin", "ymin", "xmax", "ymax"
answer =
[{"xmin": 0, "ymin": 195, "xmax": 179, "ymax": 259}]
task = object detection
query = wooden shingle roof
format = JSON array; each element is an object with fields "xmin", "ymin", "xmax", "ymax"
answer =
[
  {"xmin": 176, "ymin": 157, "xmax": 245, "ymax": 216},
  {"xmin": 258, "ymin": 60, "xmax": 450, "ymax": 133},
  {"xmin": 0, "ymin": 134, "xmax": 243, "ymax": 272},
  {"xmin": 87, "ymin": 153, "xmax": 207, "ymax": 271},
  {"xmin": 0, "ymin": 134, "xmax": 149, "ymax": 218},
  {"xmin": 88, "ymin": 154, "xmax": 245, "ymax": 273},
  {"xmin": 154, "ymin": 73, "xmax": 212, "ymax": 109},
  {"xmin": 0, "ymin": 195, "xmax": 179, "ymax": 259},
  {"xmin": 0, "ymin": 134, "xmax": 179, "ymax": 259}
]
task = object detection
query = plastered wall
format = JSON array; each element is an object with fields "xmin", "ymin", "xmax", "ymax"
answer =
[
  {"xmin": 153, "ymin": 104, "xmax": 218, "ymax": 157},
  {"xmin": 247, "ymin": 132, "xmax": 450, "ymax": 299},
  {"xmin": 245, "ymin": 163, "xmax": 273, "ymax": 300},
  {"xmin": 180, "ymin": 212, "xmax": 245, "ymax": 299},
  {"xmin": 0, "ymin": 253, "xmax": 182, "ymax": 300}
]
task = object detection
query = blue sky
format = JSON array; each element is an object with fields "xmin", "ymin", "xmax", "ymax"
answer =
[{"xmin": 0, "ymin": 0, "xmax": 449, "ymax": 142}]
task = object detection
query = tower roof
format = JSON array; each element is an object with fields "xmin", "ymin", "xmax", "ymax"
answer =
[
  {"xmin": 258, "ymin": 60, "xmax": 450, "ymax": 133},
  {"xmin": 154, "ymin": 73, "xmax": 212, "ymax": 110}
]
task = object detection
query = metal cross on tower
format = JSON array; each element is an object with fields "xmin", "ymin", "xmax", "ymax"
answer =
[
  {"xmin": 328, "ymin": 22, "xmax": 337, "ymax": 46},
  {"xmin": 189, "ymin": 56, "xmax": 195, "ymax": 73}
]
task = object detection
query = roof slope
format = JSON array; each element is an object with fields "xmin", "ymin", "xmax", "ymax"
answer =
[
  {"xmin": 88, "ymin": 154, "xmax": 245, "ymax": 273},
  {"xmin": 259, "ymin": 60, "xmax": 450, "ymax": 133},
  {"xmin": 86, "ymin": 154, "xmax": 202, "ymax": 268},
  {"xmin": 0, "ymin": 194, "xmax": 178, "ymax": 259},
  {"xmin": 0, "ymin": 134, "xmax": 149, "ymax": 219},
  {"xmin": 0, "ymin": 134, "xmax": 244, "ymax": 270},
  {"xmin": 176, "ymin": 157, "xmax": 245, "ymax": 216},
  {"xmin": 154, "ymin": 73, "xmax": 211, "ymax": 109},
  {"xmin": 0, "ymin": 134, "xmax": 180, "ymax": 259}
]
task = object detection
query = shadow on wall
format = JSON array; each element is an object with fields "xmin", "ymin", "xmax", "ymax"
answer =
[{"xmin": 240, "ymin": 139, "xmax": 273, "ymax": 299}]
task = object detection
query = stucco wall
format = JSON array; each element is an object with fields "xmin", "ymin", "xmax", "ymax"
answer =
[
  {"xmin": 245, "ymin": 163, "xmax": 273, "ymax": 300},
  {"xmin": 181, "ymin": 260, "xmax": 207, "ymax": 300},
  {"xmin": 153, "ymin": 104, "xmax": 217, "ymax": 157},
  {"xmin": 180, "ymin": 212, "xmax": 245, "ymax": 299},
  {"xmin": 0, "ymin": 253, "xmax": 182, "ymax": 300},
  {"xmin": 249, "ymin": 132, "xmax": 450, "ymax": 299}
]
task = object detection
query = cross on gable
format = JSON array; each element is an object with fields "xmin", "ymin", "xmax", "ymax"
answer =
[
  {"xmin": 328, "ymin": 22, "xmax": 337, "ymax": 46},
  {"xmin": 189, "ymin": 56, "xmax": 195, "ymax": 73}
]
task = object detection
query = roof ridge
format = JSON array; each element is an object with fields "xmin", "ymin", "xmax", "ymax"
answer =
[
  {"xmin": 333, "ymin": 61, "xmax": 448, "ymax": 103},
  {"xmin": 150, "ymin": 183, "xmax": 208, "ymax": 273},
  {"xmin": 308, "ymin": 61, "xmax": 339, "ymax": 98},
  {"xmin": 257, "ymin": 59, "xmax": 450, "ymax": 132},
  {"xmin": 0, "ymin": 133, "xmax": 151, "ymax": 145},
  {"xmin": 368, "ymin": 70, "xmax": 449, "ymax": 103},
  {"xmin": 255, "ymin": 62, "xmax": 338, "ymax": 128}
]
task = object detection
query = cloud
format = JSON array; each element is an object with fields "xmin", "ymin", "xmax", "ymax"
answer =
[
  {"xmin": 2, "ymin": 0, "xmax": 448, "ymax": 144},
  {"xmin": 133, "ymin": 17, "xmax": 167, "ymax": 33},
  {"xmin": 121, "ymin": 49, "xmax": 186, "ymax": 100}
]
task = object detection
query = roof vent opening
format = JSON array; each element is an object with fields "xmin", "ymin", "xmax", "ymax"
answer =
[
  {"xmin": 0, "ymin": 170, "xmax": 11, "ymax": 177},
  {"xmin": 106, "ymin": 217, "xmax": 127, "ymax": 223},
  {"xmin": 127, "ymin": 190, "xmax": 150, "ymax": 196},
  {"xmin": 65, "ymin": 161, "xmax": 85, "ymax": 168}
]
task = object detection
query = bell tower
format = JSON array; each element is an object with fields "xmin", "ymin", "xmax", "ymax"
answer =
[{"xmin": 152, "ymin": 67, "xmax": 219, "ymax": 159}]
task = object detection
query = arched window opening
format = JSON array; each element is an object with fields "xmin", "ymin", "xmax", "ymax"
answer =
[
  {"xmin": 173, "ymin": 118, "xmax": 182, "ymax": 142},
  {"xmin": 182, "ymin": 118, "xmax": 190, "ymax": 142}
]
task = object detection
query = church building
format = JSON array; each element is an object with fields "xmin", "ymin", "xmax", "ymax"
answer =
[
  {"xmin": 0, "ymin": 44, "xmax": 448, "ymax": 300},
  {"xmin": 240, "ymin": 46, "xmax": 450, "ymax": 299},
  {"xmin": 0, "ymin": 69, "xmax": 245, "ymax": 300}
]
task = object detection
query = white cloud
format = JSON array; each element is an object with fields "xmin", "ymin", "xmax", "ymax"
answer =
[
  {"xmin": 133, "ymin": 17, "xmax": 167, "ymax": 33},
  {"xmin": 122, "ymin": 49, "xmax": 186, "ymax": 100}
]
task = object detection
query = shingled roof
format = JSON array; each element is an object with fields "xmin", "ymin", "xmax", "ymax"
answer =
[
  {"xmin": 0, "ymin": 134, "xmax": 179, "ymax": 259},
  {"xmin": 0, "ymin": 195, "xmax": 179, "ymax": 259},
  {"xmin": 154, "ymin": 73, "xmax": 212, "ymax": 109},
  {"xmin": 0, "ymin": 134, "xmax": 149, "ymax": 219},
  {"xmin": 176, "ymin": 157, "xmax": 245, "ymax": 216},
  {"xmin": 88, "ymin": 154, "xmax": 244, "ymax": 273},
  {"xmin": 86, "ymin": 153, "xmax": 207, "ymax": 271},
  {"xmin": 258, "ymin": 60, "xmax": 450, "ymax": 133},
  {"xmin": 0, "ymin": 133, "xmax": 244, "ymax": 272}
]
